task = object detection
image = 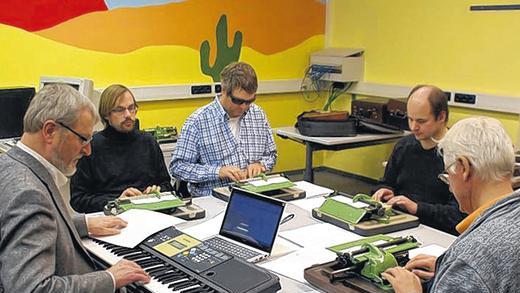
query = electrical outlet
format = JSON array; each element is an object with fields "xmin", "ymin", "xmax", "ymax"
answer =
[
  {"xmin": 191, "ymin": 85, "xmax": 212, "ymax": 95},
  {"xmin": 214, "ymin": 84, "xmax": 222, "ymax": 94},
  {"xmin": 454, "ymin": 93, "xmax": 477, "ymax": 104}
]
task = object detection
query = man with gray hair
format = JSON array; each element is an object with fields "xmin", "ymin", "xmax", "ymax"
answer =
[
  {"xmin": 0, "ymin": 84, "xmax": 150, "ymax": 292},
  {"xmin": 382, "ymin": 116, "xmax": 520, "ymax": 293},
  {"xmin": 170, "ymin": 62, "xmax": 277, "ymax": 196}
]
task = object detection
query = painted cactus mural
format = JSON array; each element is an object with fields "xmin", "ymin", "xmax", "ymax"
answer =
[{"xmin": 200, "ymin": 15, "xmax": 242, "ymax": 82}]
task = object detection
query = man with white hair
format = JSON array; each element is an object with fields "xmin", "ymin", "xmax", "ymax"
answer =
[
  {"xmin": 382, "ymin": 116, "xmax": 520, "ymax": 293},
  {"xmin": 0, "ymin": 84, "xmax": 150, "ymax": 292}
]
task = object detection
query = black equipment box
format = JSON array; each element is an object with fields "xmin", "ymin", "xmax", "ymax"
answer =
[
  {"xmin": 296, "ymin": 111, "xmax": 357, "ymax": 137},
  {"xmin": 386, "ymin": 98, "xmax": 409, "ymax": 130},
  {"xmin": 351, "ymin": 98, "xmax": 388, "ymax": 124}
]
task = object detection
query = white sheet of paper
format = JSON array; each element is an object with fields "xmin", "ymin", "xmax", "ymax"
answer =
[
  {"xmin": 130, "ymin": 194, "xmax": 179, "ymax": 204},
  {"xmin": 249, "ymin": 176, "xmax": 290, "ymax": 187},
  {"xmin": 331, "ymin": 195, "xmax": 369, "ymax": 208},
  {"xmin": 290, "ymin": 196, "xmax": 326, "ymax": 213},
  {"xmin": 294, "ymin": 181, "xmax": 334, "ymax": 198},
  {"xmin": 259, "ymin": 247, "xmax": 337, "ymax": 283},
  {"xmin": 280, "ymin": 223, "xmax": 362, "ymax": 248},
  {"xmin": 177, "ymin": 212, "xmax": 225, "ymax": 240},
  {"xmin": 409, "ymin": 244, "xmax": 447, "ymax": 258},
  {"xmin": 90, "ymin": 209, "xmax": 185, "ymax": 248}
]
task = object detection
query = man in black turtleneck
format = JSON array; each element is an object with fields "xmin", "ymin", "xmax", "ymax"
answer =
[{"xmin": 71, "ymin": 84, "xmax": 172, "ymax": 213}]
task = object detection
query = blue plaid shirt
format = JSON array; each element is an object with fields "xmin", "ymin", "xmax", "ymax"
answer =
[{"xmin": 170, "ymin": 97, "xmax": 277, "ymax": 196}]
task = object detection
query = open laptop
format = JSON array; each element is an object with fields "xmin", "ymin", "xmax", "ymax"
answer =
[{"xmin": 204, "ymin": 187, "xmax": 286, "ymax": 263}]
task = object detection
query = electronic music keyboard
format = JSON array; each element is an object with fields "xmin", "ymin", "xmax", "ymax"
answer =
[{"xmin": 83, "ymin": 227, "xmax": 281, "ymax": 293}]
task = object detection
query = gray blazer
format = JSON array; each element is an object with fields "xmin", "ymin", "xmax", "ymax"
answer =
[{"xmin": 0, "ymin": 146, "xmax": 114, "ymax": 292}]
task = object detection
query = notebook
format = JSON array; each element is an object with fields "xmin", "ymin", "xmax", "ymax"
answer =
[{"xmin": 204, "ymin": 187, "xmax": 286, "ymax": 263}]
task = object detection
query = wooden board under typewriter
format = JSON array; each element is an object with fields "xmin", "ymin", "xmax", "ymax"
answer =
[
  {"xmin": 312, "ymin": 208, "xmax": 419, "ymax": 236},
  {"xmin": 304, "ymin": 261, "xmax": 387, "ymax": 293}
]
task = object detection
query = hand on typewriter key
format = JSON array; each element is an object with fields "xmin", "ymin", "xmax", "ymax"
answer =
[
  {"xmin": 381, "ymin": 266, "xmax": 422, "ymax": 293},
  {"xmin": 143, "ymin": 185, "xmax": 161, "ymax": 195},
  {"xmin": 372, "ymin": 188, "xmax": 395, "ymax": 201},
  {"xmin": 405, "ymin": 254, "xmax": 437, "ymax": 281},
  {"xmin": 108, "ymin": 259, "xmax": 150, "ymax": 289},
  {"xmin": 246, "ymin": 162, "xmax": 266, "ymax": 178},
  {"xmin": 87, "ymin": 216, "xmax": 128, "ymax": 236},
  {"xmin": 219, "ymin": 165, "xmax": 247, "ymax": 182},
  {"xmin": 120, "ymin": 187, "xmax": 143, "ymax": 198}
]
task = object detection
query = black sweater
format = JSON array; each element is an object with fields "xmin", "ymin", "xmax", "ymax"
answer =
[
  {"xmin": 71, "ymin": 126, "xmax": 172, "ymax": 213},
  {"xmin": 377, "ymin": 135, "xmax": 466, "ymax": 235}
]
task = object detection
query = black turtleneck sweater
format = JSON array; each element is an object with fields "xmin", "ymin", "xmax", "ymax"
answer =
[
  {"xmin": 70, "ymin": 126, "xmax": 172, "ymax": 213},
  {"xmin": 375, "ymin": 134, "xmax": 466, "ymax": 235}
]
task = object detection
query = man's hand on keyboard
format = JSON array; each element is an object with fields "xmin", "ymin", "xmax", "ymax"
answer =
[
  {"xmin": 87, "ymin": 216, "xmax": 127, "ymax": 236},
  {"xmin": 108, "ymin": 259, "xmax": 151, "ymax": 289}
]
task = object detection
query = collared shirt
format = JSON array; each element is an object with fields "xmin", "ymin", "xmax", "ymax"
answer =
[
  {"xmin": 170, "ymin": 96, "xmax": 277, "ymax": 196},
  {"xmin": 455, "ymin": 192, "xmax": 513, "ymax": 233}
]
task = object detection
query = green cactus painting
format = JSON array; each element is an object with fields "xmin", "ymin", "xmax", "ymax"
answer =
[{"xmin": 200, "ymin": 15, "xmax": 243, "ymax": 82}]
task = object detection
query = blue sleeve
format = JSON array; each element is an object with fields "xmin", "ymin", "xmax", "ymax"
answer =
[{"xmin": 169, "ymin": 118, "xmax": 220, "ymax": 183}]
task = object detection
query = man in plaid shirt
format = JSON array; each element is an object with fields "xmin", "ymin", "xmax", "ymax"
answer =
[{"xmin": 170, "ymin": 62, "xmax": 277, "ymax": 197}]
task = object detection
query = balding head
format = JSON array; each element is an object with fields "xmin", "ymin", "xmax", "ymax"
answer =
[{"xmin": 407, "ymin": 85, "xmax": 449, "ymax": 123}]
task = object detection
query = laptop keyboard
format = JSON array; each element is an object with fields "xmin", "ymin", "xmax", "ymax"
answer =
[{"xmin": 205, "ymin": 237, "xmax": 262, "ymax": 260}]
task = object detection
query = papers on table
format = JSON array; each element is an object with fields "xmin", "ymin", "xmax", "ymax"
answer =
[
  {"xmin": 290, "ymin": 196, "xmax": 326, "ymax": 213},
  {"xmin": 177, "ymin": 212, "xmax": 225, "ymax": 240},
  {"xmin": 409, "ymin": 244, "xmax": 447, "ymax": 258},
  {"xmin": 330, "ymin": 195, "xmax": 369, "ymax": 208},
  {"xmin": 249, "ymin": 176, "xmax": 290, "ymax": 187},
  {"xmin": 294, "ymin": 181, "xmax": 334, "ymax": 198},
  {"xmin": 280, "ymin": 223, "xmax": 362, "ymax": 248},
  {"xmin": 88, "ymin": 209, "xmax": 185, "ymax": 248},
  {"xmin": 259, "ymin": 247, "xmax": 337, "ymax": 283},
  {"xmin": 129, "ymin": 194, "xmax": 179, "ymax": 205}
]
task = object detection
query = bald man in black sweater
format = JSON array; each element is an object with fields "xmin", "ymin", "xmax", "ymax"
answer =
[{"xmin": 373, "ymin": 85, "xmax": 465, "ymax": 235}]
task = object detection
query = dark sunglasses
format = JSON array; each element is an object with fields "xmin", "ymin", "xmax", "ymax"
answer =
[
  {"xmin": 57, "ymin": 121, "xmax": 92, "ymax": 146},
  {"xmin": 229, "ymin": 93, "xmax": 256, "ymax": 105}
]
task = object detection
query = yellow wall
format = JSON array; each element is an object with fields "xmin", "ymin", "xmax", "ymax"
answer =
[{"xmin": 325, "ymin": 0, "xmax": 520, "ymax": 180}]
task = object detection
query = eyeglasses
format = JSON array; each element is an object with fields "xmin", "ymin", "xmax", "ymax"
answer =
[
  {"xmin": 229, "ymin": 94, "xmax": 256, "ymax": 106},
  {"xmin": 57, "ymin": 121, "xmax": 93, "ymax": 146},
  {"xmin": 438, "ymin": 160, "xmax": 457, "ymax": 185},
  {"xmin": 111, "ymin": 104, "xmax": 138, "ymax": 115}
]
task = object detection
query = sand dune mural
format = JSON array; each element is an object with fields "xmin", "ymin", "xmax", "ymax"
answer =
[
  {"xmin": 31, "ymin": 0, "xmax": 324, "ymax": 55},
  {"xmin": 0, "ymin": 0, "xmax": 325, "ymax": 87}
]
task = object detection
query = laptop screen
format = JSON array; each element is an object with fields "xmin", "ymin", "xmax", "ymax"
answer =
[{"xmin": 220, "ymin": 188, "xmax": 286, "ymax": 253}]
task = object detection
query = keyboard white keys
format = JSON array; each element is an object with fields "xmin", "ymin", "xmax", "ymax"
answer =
[{"xmin": 82, "ymin": 238, "xmax": 212, "ymax": 293}]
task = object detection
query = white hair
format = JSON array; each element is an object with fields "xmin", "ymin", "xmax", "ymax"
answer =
[
  {"xmin": 438, "ymin": 116, "xmax": 515, "ymax": 183},
  {"xmin": 24, "ymin": 83, "xmax": 99, "ymax": 133}
]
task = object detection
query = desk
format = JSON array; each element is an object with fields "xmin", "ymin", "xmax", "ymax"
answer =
[
  {"xmin": 183, "ymin": 188, "xmax": 456, "ymax": 293},
  {"xmin": 274, "ymin": 127, "xmax": 405, "ymax": 183}
]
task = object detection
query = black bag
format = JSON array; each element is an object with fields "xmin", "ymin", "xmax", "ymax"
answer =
[{"xmin": 296, "ymin": 111, "xmax": 358, "ymax": 137}]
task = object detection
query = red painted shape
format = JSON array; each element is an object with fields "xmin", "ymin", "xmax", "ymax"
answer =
[{"xmin": 0, "ymin": 0, "xmax": 108, "ymax": 31}]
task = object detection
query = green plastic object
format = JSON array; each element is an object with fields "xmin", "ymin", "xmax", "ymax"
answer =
[
  {"xmin": 104, "ymin": 192, "xmax": 185, "ymax": 215},
  {"xmin": 143, "ymin": 125, "xmax": 177, "ymax": 141},
  {"xmin": 238, "ymin": 180, "xmax": 295, "ymax": 193},
  {"xmin": 359, "ymin": 243, "xmax": 398, "ymax": 290},
  {"xmin": 318, "ymin": 197, "xmax": 366, "ymax": 224},
  {"xmin": 353, "ymin": 193, "xmax": 393, "ymax": 224},
  {"xmin": 200, "ymin": 14, "xmax": 243, "ymax": 82},
  {"xmin": 328, "ymin": 235, "xmax": 421, "ymax": 292}
]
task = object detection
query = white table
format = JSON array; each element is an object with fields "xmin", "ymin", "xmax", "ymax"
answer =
[
  {"xmin": 187, "ymin": 191, "xmax": 456, "ymax": 293},
  {"xmin": 274, "ymin": 127, "xmax": 405, "ymax": 182}
]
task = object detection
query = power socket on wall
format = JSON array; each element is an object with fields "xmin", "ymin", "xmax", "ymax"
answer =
[{"xmin": 454, "ymin": 93, "xmax": 477, "ymax": 104}]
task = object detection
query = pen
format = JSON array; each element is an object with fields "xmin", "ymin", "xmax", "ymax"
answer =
[{"xmin": 280, "ymin": 213, "xmax": 295, "ymax": 225}]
